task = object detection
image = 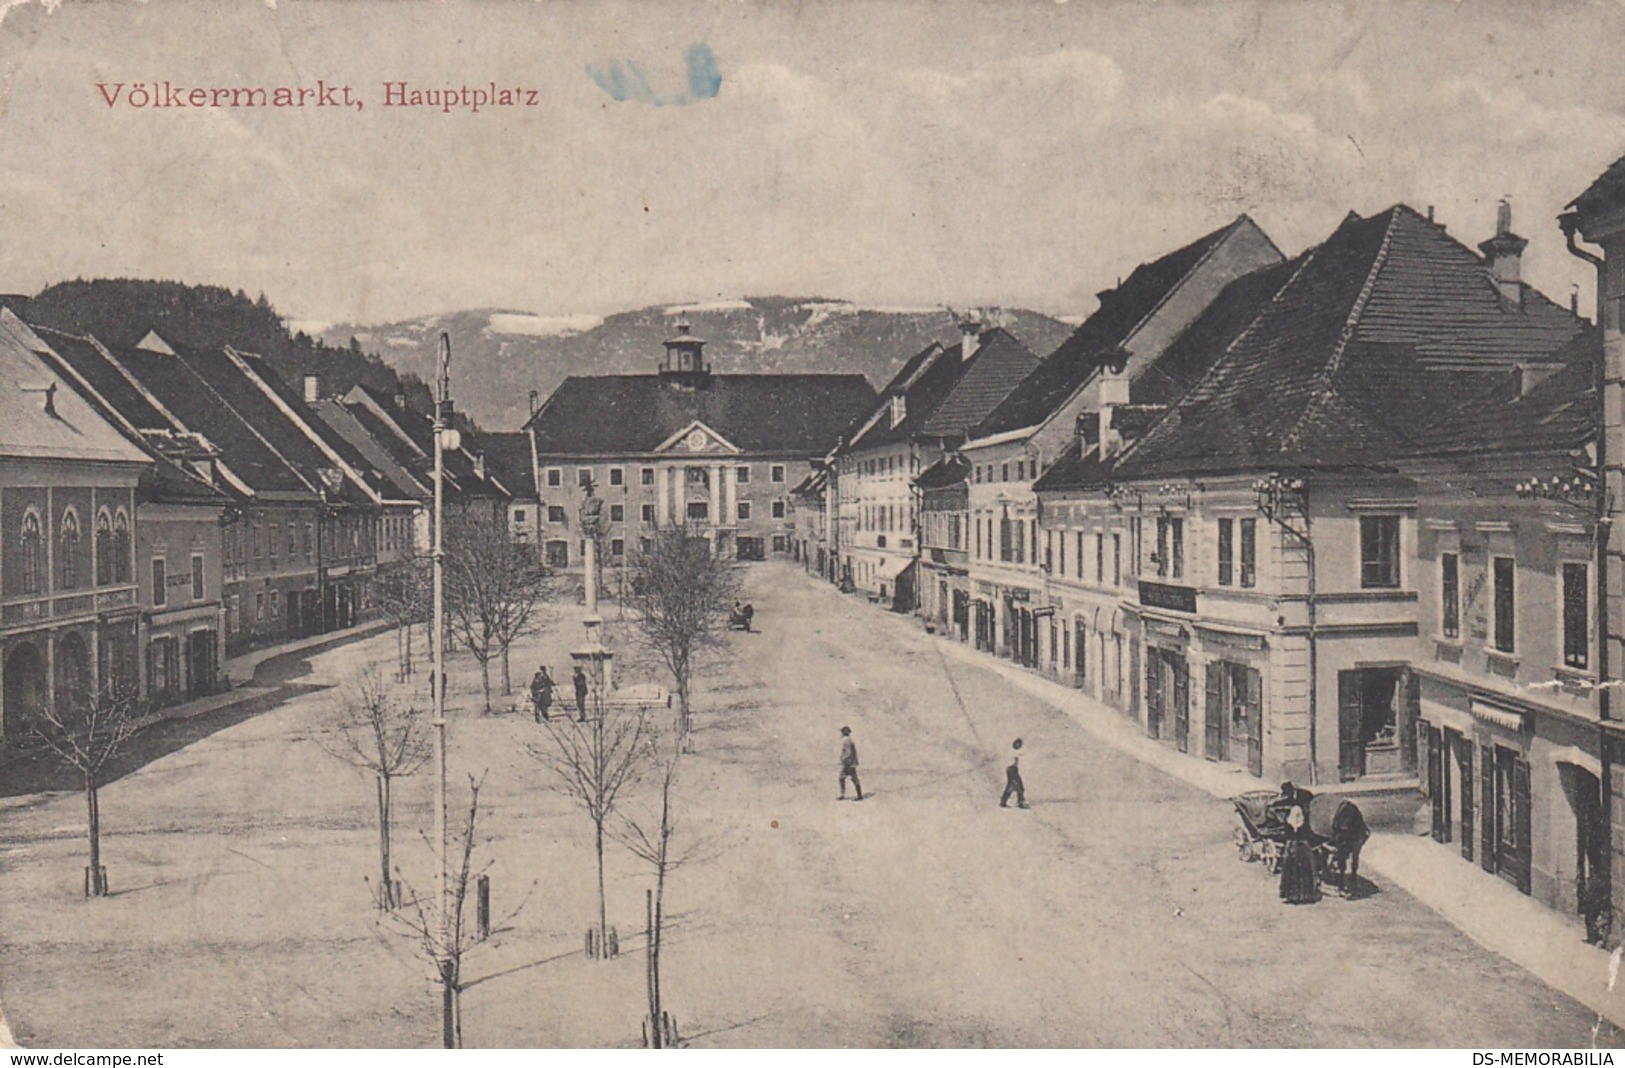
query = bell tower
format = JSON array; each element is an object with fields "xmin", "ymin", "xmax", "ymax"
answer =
[{"xmin": 660, "ymin": 319, "xmax": 711, "ymax": 388}]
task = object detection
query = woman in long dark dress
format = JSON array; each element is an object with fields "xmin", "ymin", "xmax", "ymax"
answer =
[{"xmin": 1278, "ymin": 803, "xmax": 1319, "ymax": 904}]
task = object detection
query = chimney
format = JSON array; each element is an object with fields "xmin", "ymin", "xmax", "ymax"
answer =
[
  {"xmin": 1097, "ymin": 368, "xmax": 1130, "ymax": 459},
  {"xmin": 959, "ymin": 318, "xmax": 981, "ymax": 361},
  {"xmin": 393, "ymin": 392, "xmax": 406, "ymax": 410},
  {"xmin": 529, "ymin": 389, "xmax": 541, "ymax": 416},
  {"xmin": 1478, "ymin": 198, "xmax": 1528, "ymax": 310},
  {"xmin": 1571, "ymin": 284, "xmax": 1581, "ymax": 317},
  {"xmin": 473, "ymin": 453, "xmax": 487, "ymax": 480},
  {"xmin": 303, "ymin": 374, "xmax": 321, "ymax": 404}
]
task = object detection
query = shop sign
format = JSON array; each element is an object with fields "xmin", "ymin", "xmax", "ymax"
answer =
[{"xmin": 1139, "ymin": 580, "xmax": 1197, "ymax": 614}]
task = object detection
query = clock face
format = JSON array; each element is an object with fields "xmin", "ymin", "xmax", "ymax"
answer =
[{"xmin": 686, "ymin": 429, "xmax": 706, "ymax": 450}]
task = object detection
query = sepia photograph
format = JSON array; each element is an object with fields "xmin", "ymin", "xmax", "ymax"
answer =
[{"xmin": 2, "ymin": 0, "xmax": 1625, "ymax": 1051}]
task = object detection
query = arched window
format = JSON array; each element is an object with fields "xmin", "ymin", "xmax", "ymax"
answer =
[
  {"xmin": 59, "ymin": 508, "xmax": 81, "ymax": 590},
  {"xmin": 19, "ymin": 511, "xmax": 42, "ymax": 595},
  {"xmin": 113, "ymin": 510, "xmax": 131, "ymax": 583},
  {"xmin": 95, "ymin": 510, "xmax": 113, "ymax": 586}
]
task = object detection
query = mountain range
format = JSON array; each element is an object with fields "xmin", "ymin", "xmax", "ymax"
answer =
[{"xmin": 316, "ymin": 297, "xmax": 1078, "ymax": 431}]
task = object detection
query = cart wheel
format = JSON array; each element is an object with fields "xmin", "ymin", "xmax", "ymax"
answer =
[{"xmin": 1234, "ymin": 828, "xmax": 1251, "ymax": 860}]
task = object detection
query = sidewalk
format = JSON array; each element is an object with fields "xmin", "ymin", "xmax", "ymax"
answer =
[{"xmin": 806, "ymin": 571, "xmax": 1625, "ymax": 1031}]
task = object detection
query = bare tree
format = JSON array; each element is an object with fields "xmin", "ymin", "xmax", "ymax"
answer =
[
  {"xmin": 445, "ymin": 512, "xmax": 551, "ymax": 711},
  {"xmin": 317, "ymin": 670, "xmax": 432, "ymax": 909},
  {"xmin": 34, "ymin": 680, "xmax": 143, "ymax": 897},
  {"xmin": 528, "ymin": 685, "xmax": 654, "ymax": 961},
  {"xmin": 614, "ymin": 731, "xmax": 708, "ymax": 1047},
  {"xmin": 625, "ymin": 528, "xmax": 740, "ymax": 739},
  {"xmin": 391, "ymin": 774, "xmax": 489, "ymax": 1049},
  {"xmin": 374, "ymin": 557, "xmax": 430, "ymax": 681}
]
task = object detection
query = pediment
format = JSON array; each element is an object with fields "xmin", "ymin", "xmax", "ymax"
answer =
[{"xmin": 654, "ymin": 421, "xmax": 740, "ymax": 456}]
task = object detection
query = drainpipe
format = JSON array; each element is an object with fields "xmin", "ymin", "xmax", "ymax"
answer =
[{"xmin": 1562, "ymin": 217, "xmax": 1609, "ymax": 732}]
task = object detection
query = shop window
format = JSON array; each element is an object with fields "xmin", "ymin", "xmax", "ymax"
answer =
[
  {"xmin": 1441, "ymin": 552, "xmax": 1460, "ymax": 639},
  {"xmin": 1360, "ymin": 516, "xmax": 1401, "ymax": 588},
  {"xmin": 1563, "ymin": 562, "xmax": 1589, "ymax": 669},
  {"xmin": 1493, "ymin": 556, "xmax": 1515, "ymax": 654}
]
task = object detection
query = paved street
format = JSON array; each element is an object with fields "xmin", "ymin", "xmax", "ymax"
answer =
[{"xmin": 0, "ymin": 561, "xmax": 1616, "ymax": 1047}]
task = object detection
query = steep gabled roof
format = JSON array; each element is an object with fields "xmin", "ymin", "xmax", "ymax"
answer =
[
  {"xmin": 473, "ymin": 431, "xmax": 536, "ymax": 499},
  {"xmin": 530, "ymin": 373, "xmax": 876, "ymax": 456},
  {"xmin": 0, "ymin": 314, "xmax": 150, "ymax": 466},
  {"xmin": 27, "ymin": 324, "xmax": 174, "ymax": 433},
  {"xmin": 1114, "ymin": 205, "xmax": 1587, "ymax": 479},
  {"xmin": 916, "ymin": 329, "xmax": 1042, "ymax": 437},
  {"xmin": 1569, "ymin": 154, "xmax": 1625, "ymax": 218},
  {"xmin": 971, "ymin": 216, "xmax": 1275, "ymax": 439},
  {"xmin": 915, "ymin": 455, "xmax": 970, "ymax": 491},
  {"xmin": 312, "ymin": 399, "xmax": 430, "ymax": 499}
]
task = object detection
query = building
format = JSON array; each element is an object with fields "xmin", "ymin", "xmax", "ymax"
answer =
[
  {"xmin": 956, "ymin": 216, "xmax": 1283, "ymax": 670},
  {"xmin": 1561, "ymin": 154, "xmax": 1625, "ymax": 930},
  {"xmin": 789, "ymin": 465, "xmax": 832, "ymax": 577},
  {"xmin": 1036, "ymin": 203, "xmax": 1584, "ymax": 788},
  {"xmin": 0, "ymin": 312, "xmax": 151, "ymax": 743},
  {"xmin": 524, "ymin": 321, "xmax": 876, "ymax": 569},
  {"xmin": 833, "ymin": 322, "xmax": 1039, "ymax": 607},
  {"xmin": 1399, "ymin": 342, "xmax": 1603, "ymax": 921}
]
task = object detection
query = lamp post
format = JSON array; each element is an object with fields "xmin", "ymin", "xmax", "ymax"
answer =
[{"xmin": 431, "ymin": 332, "xmax": 459, "ymax": 1047}]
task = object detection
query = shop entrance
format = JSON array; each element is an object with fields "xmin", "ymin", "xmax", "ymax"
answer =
[
  {"xmin": 1205, "ymin": 660, "xmax": 1262, "ymax": 775},
  {"xmin": 1337, "ymin": 666, "xmax": 1415, "ymax": 780},
  {"xmin": 1145, "ymin": 646, "xmax": 1189, "ymax": 751}
]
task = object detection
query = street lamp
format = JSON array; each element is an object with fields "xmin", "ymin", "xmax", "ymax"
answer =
[{"xmin": 430, "ymin": 332, "xmax": 461, "ymax": 1047}]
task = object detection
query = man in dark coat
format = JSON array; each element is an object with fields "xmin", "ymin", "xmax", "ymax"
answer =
[
  {"xmin": 1000, "ymin": 738, "xmax": 1028, "ymax": 809},
  {"xmin": 838, "ymin": 726, "xmax": 864, "ymax": 801},
  {"xmin": 530, "ymin": 666, "xmax": 555, "ymax": 722},
  {"xmin": 572, "ymin": 665, "xmax": 589, "ymax": 721}
]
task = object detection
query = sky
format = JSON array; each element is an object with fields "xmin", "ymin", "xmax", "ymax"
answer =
[{"xmin": 0, "ymin": 0, "xmax": 1623, "ymax": 329}]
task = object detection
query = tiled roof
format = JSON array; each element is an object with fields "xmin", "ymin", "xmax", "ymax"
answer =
[
  {"xmin": 846, "ymin": 343, "xmax": 961, "ymax": 449},
  {"xmin": 312, "ymin": 400, "xmax": 430, "ymax": 499},
  {"xmin": 1569, "ymin": 154, "xmax": 1625, "ymax": 218},
  {"xmin": 915, "ymin": 455, "xmax": 970, "ymax": 490},
  {"xmin": 972, "ymin": 217, "xmax": 1269, "ymax": 439},
  {"xmin": 1129, "ymin": 257, "xmax": 1300, "ymax": 407},
  {"xmin": 1114, "ymin": 205, "xmax": 1587, "ymax": 479},
  {"xmin": 916, "ymin": 329, "xmax": 1041, "ymax": 437},
  {"xmin": 101, "ymin": 339, "xmax": 314, "ymax": 495},
  {"xmin": 472, "ymin": 431, "xmax": 535, "ymax": 498},
  {"xmin": 1407, "ymin": 327, "xmax": 1597, "ymax": 459},
  {"xmin": 530, "ymin": 373, "xmax": 877, "ymax": 456},
  {"xmin": 28, "ymin": 324, "xmax": 173, "ymax": 432},
  {"xmin": 0, "ymin": 315, "xmax": 151, "ymax": 466},
  {"xmin": 1032, "ymin": 440, "xmax": 1111, "ymax": 493}
]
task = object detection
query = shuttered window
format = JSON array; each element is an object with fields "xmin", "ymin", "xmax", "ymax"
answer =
[{"xmin": 1563, "ymin": 562, "xmax": 1589, "ymax": 669}]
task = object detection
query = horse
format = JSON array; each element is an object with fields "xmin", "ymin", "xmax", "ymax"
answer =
[{"xmin": 1323, "ymin": 799, "xmax": 1371, "ymax": 897}]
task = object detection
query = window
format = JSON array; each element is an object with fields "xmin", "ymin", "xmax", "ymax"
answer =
[
  {"xmin": 255, "ymin": 591, "xmax": 265, "ymax": 622},
  {"xmin": 546, "ymin": 468, "xmax": 562, "ymax": 488},
  {"xmin": 738, "ymin": 501, "xmax": 751, "ymax": 521},
  {"xmin": 1056, "ymin": 531, "xmax": 1064, "ymax": 575},
  {"xmin": 95, "ymin": 511, "xmax": 112, "ymax": 586},
  {"xmin": 973, "ymin": 466, "xmax": 982, "ymax": 485},
  {"xmin": 1239, "ymin": 519, "xmax": 1257, "ymax": 588},
  {"xmin": 1002, "ymin": 463, "xmax": 1010, "ymax": 482},
  {"xmin": 288, "ymin": 524, "xmax": 297, "ymax": 557},
  {"xmin": 1113, "ymin": 534, "xmax": 1122, "ymax": 586},
  {"xmin": 737, "ymin": 466, "xmax": 750, "ymax": 483},
  {"xmin": 1360, "ymin": 516, "xmax": 1401, "ymax": 588},
  {"xmin": 687, "ymin": 501, "xmax": 709, "ymax": 521},
  {"xmin": 578, "ymin": 468, "xmax": 592, "ymax": 488},
  {"xmin": 1096, "ymin": 533, "xmax": 1105, "ymax": 584},
  {"xmin": 269, "ymin": 524, "xmax": 279, "ymax": 561},
  {"xmin": 1130, "ymin": 518, "xmax": 1141, "ymax": 577},
  {"xmin": 771, "ymin": 465, "xmax": 786, "ymax": 483},
  {"xmin": 59, "ymin": 509, "xmax": 80, "ymax": 590},
  {"xmin": 999, "ymin": 516, "xmax": 1013, "ymax": 563},
  {"xmin": 113, "ymin": 511, "xmax": 131, "ymax": 583},
  {"xmin": 641, "ymin": 467, "xmax": 656, "ymax": 486},
  {"xmin": 1440, "ymin": 552, "xmax": 1460, "ymax": 640},
  {"xmin": 152, "ymin": 557, "xmax": 167, "ymax": 608},
  {"xmin": 191, "ymin": 554, "xmax": 205, "ymax": 600},
  {"xmin": 773, "ymin": 500, "xmax": 786, "ymax": 520},
  {"xmin": 1563, "ymin": 562, "xmax": 1588, "ymax": 669},
  {"xmin": 513, "ymin": 508, "xmax": 527, "ymax": 523},
  {"xmin": 642, "ymin": 503, "xmax": 655, "ymax": 523},
  {"xmin": 610, "ymin": 538, "xmax": 625, "ymax": 558},
  {"xmin": 772, "ymin": 534, "xmax": 787, "ymax": 553},
  {"xmin": 608, "ymin": 467, "xmax": 624, "ymax": 487},
  {"xmin": 19, "ymin": 510, "xmax": 42, "ymax": 595},
  {"xmin": 1154, "ymin": 516, "xmax": 1183, "ymax": 579},
  {"xmin": 548, "ymin": 505, "xmax": 567, "ymax": 524},
  {"xmin": 304, "ymin": 523, "xmax": 314, "ymax": 563},
  {"xmin": 1217, "ymin": 518, "xmax": 1234, "ymax": 586},
  {"xmin": 1016, "ymin": 461, "xmax": 1025, "ymax": 481},
  {"xmin": 610, "ymin": 504, "xmax": 624, "ymax": 523},
  {"xmin": 1493, "ymin": 556, "xmax": 1516, "ymax": 654}
]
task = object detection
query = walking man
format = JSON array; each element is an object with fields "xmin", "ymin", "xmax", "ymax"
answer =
[
  {"xmin": 838, "ymin": 726, "xmax": 864, "ymax": 801},
  {"xmin": 530, "ymin": 666, "xmax": 555, "ymax": 722},
  {"xmin": 572, "ymin": 664, "xmax": 589, "ymax": 721},
  {"xmin": 1000, "ymin": 737, "xmax": 1028, "ymax": 809}
]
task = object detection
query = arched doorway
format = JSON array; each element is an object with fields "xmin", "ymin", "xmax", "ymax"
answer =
[
  {"xmin": 1559, "ymin": 762, "xmax": 1607, "ymax": 931},
  {"xmin": 3, "ymin": 642, "xmax": 47, "ymax": 742},
  {"xmin": 55, "ymin": 630, "xmax": 91, "ymax": 715}
]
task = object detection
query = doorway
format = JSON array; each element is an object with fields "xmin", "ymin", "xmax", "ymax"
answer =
[
  {"xmin": 2, "ymin": 642, "xmax": 47, "ymax": 743},
  {"xmin": 1337, "ymin": 667, "xmax": 1414, "ymax": 780},
  {"xmin": 1205, "ymin": 660, "xmax": 1262, "ymax": 776}
]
